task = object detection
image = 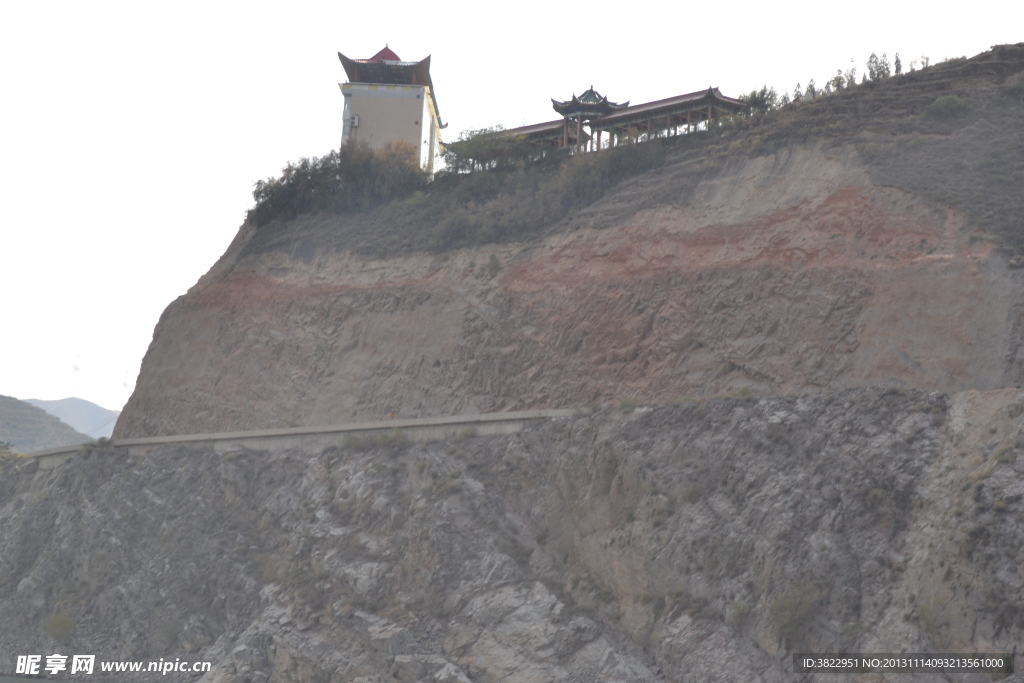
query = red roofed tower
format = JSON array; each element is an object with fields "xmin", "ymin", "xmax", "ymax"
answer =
[{"xmin": 338, "ymin": 45, "xmax": 444, "ymax": 174}]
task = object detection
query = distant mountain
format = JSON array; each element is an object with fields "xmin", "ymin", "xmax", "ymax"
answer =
[
  {"xmin": 24, "ymin": 397, "xmax": 120, "ymax": 439},
  {"xmin": 0, "ymin": 395, "xmax": 91, "ymax": 453}
]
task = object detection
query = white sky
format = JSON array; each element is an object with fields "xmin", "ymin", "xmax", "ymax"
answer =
[{"xmin": 0, "ymin": 0, "xmax": 1019, "ymax": 412}]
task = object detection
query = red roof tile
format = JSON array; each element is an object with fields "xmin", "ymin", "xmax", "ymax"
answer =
[{"xmin": 368, "ymin": 46, "xmax": 401, "ymax": 62}]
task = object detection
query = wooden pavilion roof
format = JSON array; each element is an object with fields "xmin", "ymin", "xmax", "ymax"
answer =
[
  {"xmin": 552, "ymin": 87, "xmax": 628, "ymax": 119},
  {"xmin": 590, "ymin": 87, "xmax": 744, "ymax": 132},
  {"xmin": 505, "ymin": 119, "xmax": 588, "ymax": 145}
]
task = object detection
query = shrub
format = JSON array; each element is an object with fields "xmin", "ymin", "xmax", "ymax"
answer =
[
  {"xmin": 248, "ymin": 141, "xmax": 426, "ymax": 226},
  {"xmin": 44, "ymin": 613, "xmax": 74, "ymax": 644},
  {"xmin": 343, "ymin": 428, "xmax": 410, "ymax": 453},
  {"xmin": 925, "ymin": 95, "xmax": 970, "ymax": 120},
  {"xmin": 768, "ymin": 582, "xmax": 823, "ymax": 644},
  {"xmin": 454, "ymin": 427, "xmax": 477, "ymax": 441},
  {"xmin": 443, "ymin": 126, "xmax": 539, "ymax": 173},
  {"xmin": 728, "ymin": 600, "xmax": 751, "ymax": 628},
  {"xmin": 742, "ymin": 86, "xmax": 780, "ymax": 115}
]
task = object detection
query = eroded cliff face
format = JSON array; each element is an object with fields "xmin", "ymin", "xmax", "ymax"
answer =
[
  {"xmin": 4, "ymin": 388, "xmax": 1024, "ymax": 682},
  {"xmin": 117, "ymin": 143, "xmax": 1022, "ymax": 438}
]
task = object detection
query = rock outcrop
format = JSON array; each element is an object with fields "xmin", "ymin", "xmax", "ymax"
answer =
[
  {"xmin": 24, "ymin": 42, "xmax": 1020, "ymax": 683},
  {"xmin": 4, "ymin": 388, "xmax": 1024, "ymax": 681},
  {"xmin": 115, "ymin": 45, "xmax": 1024, "ymax": 439},
  {"xmin": 115, "ymin": 142, "xmax": 1022, "ymax": 438}
]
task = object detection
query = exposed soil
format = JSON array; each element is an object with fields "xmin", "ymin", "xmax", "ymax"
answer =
[{"xmin": 117, "ymin": 142, "xmax": 1021, "ymax": 438}]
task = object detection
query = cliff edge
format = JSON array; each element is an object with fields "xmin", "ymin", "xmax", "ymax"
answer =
[{"xmin": 116, "ymin": 45, "xmax": 1024, "ymax": 439}]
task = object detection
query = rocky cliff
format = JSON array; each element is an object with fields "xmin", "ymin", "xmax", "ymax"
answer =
[
  {"xmin": 116, "ymin": 45, "xmax": 1024, "ymax": 438},
  {"xmin": 4, "ymin": 388, "xmax": 1024, "ymax": 681},
  {"xmin": 10, "ymin": 43, "xmax": 1024, "ymax": 683}
]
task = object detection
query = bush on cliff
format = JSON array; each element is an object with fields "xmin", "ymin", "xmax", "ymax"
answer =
[
  {"xmin": 242, "ymin": 44, "xmax": 1024, "ymax": 260},
  {"xmin": 242, "ymin": 135, "xmax": 668, "ymax": 258},
  {"xmin": 247, "ymin": 140, "xmax": 427, "ymax": 227}
]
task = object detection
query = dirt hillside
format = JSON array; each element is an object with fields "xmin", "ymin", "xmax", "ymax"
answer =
[{"xmin": 117, "ymin": 139, "xmax": 1021, "ymax": 436}]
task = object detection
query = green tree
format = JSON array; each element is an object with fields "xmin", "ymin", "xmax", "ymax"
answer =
[
  {"xmin": 845, "ymin": 65, "xmax": 858, "ymax": 88},
  {"xmin": 442, "ymin": 126, "xmax": 533, "ymax": 174},
  {"xmin": 829, "ymin": 69, "xmax": 845, "ymax": 92},
  {"xmin": 894, "ymin": 52, "xmax": 902, "ymax": 75},
  {"xmin": 868, "ymin": 52, "xmax": 892, "ymax": 81},
  {"xmin": 867, "ymin": 53, "xmax": 881, "ymax": 80},
  {"xmin": 743, "ymin": 85, "xmax": 779, "ymax": 115},
  {"xmin": 247, "ymin": 140, "xmax": 426, "ymax": 226}
]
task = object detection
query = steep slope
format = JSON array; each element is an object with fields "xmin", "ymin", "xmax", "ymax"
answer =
[
  {"xmin": 0, "ymin": 395, "xmax": 91, "ymax": 452},
  {"xmin": 4, "ymin": 388, "xmax": 1024, "ymax": 681},
  {"xmin": 116, "ymin": 45, "xmax": 1024, "ymax": 438}
]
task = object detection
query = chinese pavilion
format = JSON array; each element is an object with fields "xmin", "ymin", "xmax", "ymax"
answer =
[
  {"xmin": 589, "ymin": 87, "xmax": 745, "ymax": 148},
  {"xmin": 522, "ymin": 85, "xmax": 745, "ymax": 153},
  {"xmin": 551, "ymin": 87, "xmax": 628, "ymax": 152},
  {"xmin": 338, "ymin": 46, "xmax": 444, "ymax": 174}
]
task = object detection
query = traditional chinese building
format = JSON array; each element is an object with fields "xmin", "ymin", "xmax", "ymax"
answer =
[
  {"xmin": 338, "ymin": 46, "xmax": 444, "ymax": 174},
  {"xmin": 589, "ymin": 87, "xmax": 745, "ymax": 147},
  {"xmin": 551, "ymin": 87, "xmax": 628, "ymax": 152},
  {"xmin": 501, "ymin": 119, "xmax": 589, "ymax": 150},
  {"xmin": 546, "ymin": 85, "xmax": 745, "ymax": 152}
]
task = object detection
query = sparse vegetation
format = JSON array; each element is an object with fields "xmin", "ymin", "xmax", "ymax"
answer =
[
  {"xmin": 455, "ymin": 426, "xmax": 477, "ymax": 441},
  {"xmin": 442, "ymin": 126, "xmax": 541, "ymax": 173},
  {"xmin": 44, "ymin": 613, "xmax": 74, "ymax": 644},
  {"xmin": 241, "ymin": 46, "xmax": 1024, "ymax": 270},
  {"xmin": 482, "ymin": 254, "xmax": 502, "ymax": 279},
  {"xmin": 343, "ymin": 428, "xmax": 410, "ymax": 453},
  {"xmin": 925, "ymin": 94, "xmax": 970, "ymax": 120},
  {"xmin": 242, "ymin": 134, "xmax": 667, "ymax": 259},
  {"xmin": 728, "ymin": 600, "xmax": 751, "ymax": 629},
  {"xmin": 668, "ymin": 588, "xmax": 719, "ymax": 621},
  {"xmin": 617, "ymin": 398, "xmax": 639, "ymax": 412},
  {"xmin": 768, "ymin": 582, "xmax": 823, "ymax": 644},
  {"xmin": 247, "ymin": 140, "xmax": 427, "ymax": 227},
  {"xmin": 916, "ymin": 595, "xmax": 943, "ymax": 637}
]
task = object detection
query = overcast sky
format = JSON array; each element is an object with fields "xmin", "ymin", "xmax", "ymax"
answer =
[{"xmin": 0, "ymin": 0, "xmax": 1019, "ymax": 412}]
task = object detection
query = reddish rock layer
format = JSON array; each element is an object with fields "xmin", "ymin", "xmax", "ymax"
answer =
[{"xmin": 116, "ymin": 144, "xmax": 1023, "ymax": 437}]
